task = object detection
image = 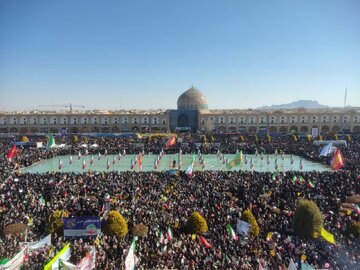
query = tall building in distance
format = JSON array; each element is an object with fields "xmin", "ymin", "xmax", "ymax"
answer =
[{"xmin": 0, "ymin": 87, "xmax": 359, "ymax": 134}]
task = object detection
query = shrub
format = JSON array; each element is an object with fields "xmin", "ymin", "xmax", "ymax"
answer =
[
  {"xmin": 49, "ymin": 210, "xmax": 69, "ymax": 235},
  {"xmin": 200, "ymin": 136, "xmax": 207, "ymax": 144},
  {"xmin": 132, "ymin": 223, "xmax": 149, "ymax": 237},
  {"xmin": 350, "ymin": 221, "xmax": 360, "ymax": 238},
  {"xmin": 104, "ymin": 210, "xmax": 128, "ymax": 238},
  {"xmin": 294, "ymin": 200, "xmax": 323, "ymax": 238},
  {"xmin": 186, "ymin": 211, "xmax": 208, "ymax": 234},
  {"xmin": 21, "ymin": 136, "xmax": 29, "ymax": 142},
  {"xmin": 73, "ymin": 136, "xmax": 78, "ymax": 143},
  {"xmin": 242, "ymin": 209, "xmax": 260, "ymax": 238},
  {"xmin": 4, "ymin": 223, "xmax": 26, "ymax": 235}
]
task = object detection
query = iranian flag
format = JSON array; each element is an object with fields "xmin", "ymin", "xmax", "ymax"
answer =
[
  {"xmin": 58, "ymin": 159, "xmax": 63, "ymax": 170},
  {"xmin": 292, "ymin": 176, "xmax": 297, "ymax": 183},
  {"xmin": 308, "ymin": 180, "xmax": 315, "ymax": 189},
  {"xmin": 130, "ymin": 158, "xmax": 135, "ymax": 169},
  {"xmin": 159, "ymin": 231, "xmax": 165, "ymax": 244},
  {"xmin": 199, "ymin": 236, "xmax": 212, "ymax": 248},
  {"xmin": 185, "ymin": 164, "xmax": 194, "ymax": 176},
  {"xmin": 166, "ymin": 227, "xmax": 174, "ymax": 241},
  {"xmin": 90, "ymin": 155, "xmax": 94, "ymax": 165},
  {"xmin": 154, "ymin": 158, "xmax": 158, "ymax": 170},
  {"xmin": 7, "ymin": 144, "xmax": 17, "ymax": 161},
  {"xmin": 113, "ymin": 155, "xmax": 116, "ymax": 165},
  {"xmin": 78, "ymin": 151, "xmax": 82, "ymax": 160},
  {"xmin": 98, "ymin": 152, "xmax": 101, "ymax": 160},
  {"xmin": 69, "ymin": 155, "xmax": 73, "ymax": 165},
  {"xmin": 355, "ymin": 205, "xmax": 360, "ymax": 215},
  {"xmin": 227, "ymin": 224, "xmax": 238, "ymax": 240},
  {"xmin": 39, "ymin": 196, "xmax": 45, "ymax": 206},
  {"xmin": 271, "ymin": 173, "xmax": 276, "ymax": 181},
  {"xmin": 82, "ymin": 159, "xmax": 86, "ymax": 170},
  {"xmin": 125, "ymin": 238, "xmax": 137, "ymax": 270}
]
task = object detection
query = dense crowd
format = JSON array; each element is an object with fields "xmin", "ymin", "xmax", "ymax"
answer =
[{"xmin": 0, "ymin": 133, "xmax": 359, "ymax": 269}]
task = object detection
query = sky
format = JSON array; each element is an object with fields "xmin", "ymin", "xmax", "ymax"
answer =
[{"xmin": 0, "ymin": 0, "xmax": 359, "ymax": 111}]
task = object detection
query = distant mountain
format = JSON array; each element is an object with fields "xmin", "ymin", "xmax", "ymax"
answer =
[{"xmin": 258, "ymin": 100, "xmax": 328, "ymax": 110}]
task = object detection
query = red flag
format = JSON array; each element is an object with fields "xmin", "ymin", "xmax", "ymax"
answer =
[
  {"xmin": 165, "ymin": 136, "xmax": 177, "ymax": 148},
  {"xmin": 7, "ymin": 145, "xmax": 17, "ymax": 161},
  {"xmin": 331, "ymin": 149, "xmax": 344, "ymax": 171},
  {"xmin": 199, "ymin": 236, "xmax": 212, "ymax": 248}
]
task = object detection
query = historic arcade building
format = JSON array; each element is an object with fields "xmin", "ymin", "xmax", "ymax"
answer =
[{"xmin": 0, "ymin": 87, "xmax": 359, "ymax": 134}]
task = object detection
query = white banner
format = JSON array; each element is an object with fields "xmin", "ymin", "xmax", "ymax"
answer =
[
  {"xmin": 311, "ymin": 128, "xmax": 319, "ymax": 138},
  {"xmin": 1, "ymin": 246, "xmax": 28, "ymax": 270},
  {"xmin": 59, "ymin": 246, "xmax": 96, "ymax": 270},
  {"xmin": 21, "ymin": 234, "xmax": 51, "ymax": 251}
]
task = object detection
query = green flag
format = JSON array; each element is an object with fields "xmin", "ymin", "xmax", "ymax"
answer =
[
  {"xmin": 226, "ymin": 150, "xmax": 243, "ymax": 169},
  {"xmin": 47, "ymin": 136, "xmax": 56, "ymax": 148}
]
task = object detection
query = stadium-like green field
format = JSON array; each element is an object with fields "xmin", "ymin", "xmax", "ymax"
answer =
[{"xmin": 21, "ymin": 154, "xmax": 330, "ymax": 173}]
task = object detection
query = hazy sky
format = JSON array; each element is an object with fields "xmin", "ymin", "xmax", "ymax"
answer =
[{"xmin": 0, "ymin": 0, "xmax": 359, "ymax": 111}]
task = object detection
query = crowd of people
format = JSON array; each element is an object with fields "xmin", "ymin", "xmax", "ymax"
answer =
[{"xmin": 0, "ymin": 133, "xmax": 359, "ymax": 269}]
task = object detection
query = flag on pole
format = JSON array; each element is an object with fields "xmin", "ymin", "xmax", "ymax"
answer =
[
  {"xmin": 159, "ymin": 231, "xmax": 165, "ymax": 244},
  {"xmin": 125, "ymin": 238, "xmax": 137, "ymax": 270},
  {"xmin": 90, "ymin": 155, "xmax": 94, "ymax": 165},
  {"xmin": 331, "ymin": 149, "xmax": 344, "ymax": 171},
  {"xmin": 98, "ymin": 152, "xmax": 101, "ymax": 160},
  {"xmin": 319, "ymin": 142, "xmax": 335, "ymax": 157},
  {"xmin": 7, "ymin": 144, "xmax": 17, "ymax": 161},
  {"xmin": 69, "ymin": 155, "xmax": 73, "ymax": 165},
  {"xmin": 113, "ymin": 155, "xmax": 116, "ymax": 165},
  {"xmin": 78, "ymin": 151, "xmax": 82, "ymax": 160},
  {"xmin": 287, "ymin": 258, "xmax": 297, "ymax": 270},
  {"xmin": 139, "ymin": 152, "xmax": 143, "ymax": 170},
  {"xmin": 226, "ymin": 150, "xmax": 243, "ymax": 169},
  {"xmin": 299, "ymin": 159, "xmax": 303, "ymax": 170},
  {"xmin": 58, "ymin": 159, "xmax": 63, "ymax": 170},
  {"xmin": 47, "ymin": 136, "xmax": 56, "ymax": 148},
  {"xmin": 185, "ymin": 164, "xmax": 193, "ymax": 176},
  {"xmin": 130, "ymin": 158, "xmax": 135, "ymax": 170},
  {"xmin": 227, "ymin": 224, "xmax": 238, "ymax": 240},
  {"xmin": 39, "ymin": 196, "xmax": 46, "ymax": 206},
  {"xmin": 320, "ymin": 227, "xmax": 335, "ymax": 244},
  {"xmin": 165, "ymin": 135, "xmax": 177, "ymax": 148},
  {"xmin": 106, "ymin": 159, "xmax": 110, "ymax": 170},
  {"xmin": 308, "ymin": 180, "xmax": 315, "ymax": 189},
  {"xmin": 199, "ymin": 236, "xmax": 212, "ymax": 248},
  {"xmin": 166, "ymin": 227, "xmax": 174, "ymax": 241},
  {"xmin": 82, "ymin": 159, "xmax": 86, "ymax": 170}
]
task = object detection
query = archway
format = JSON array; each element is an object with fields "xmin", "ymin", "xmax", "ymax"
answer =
[
  {"xmin": 300, "ymin": 126, "xmax": 308, "ymax": 133},
  {"xmin": 132, "ymin": 126, "xmax": 139, "ymax": 132},
  {"xmin": 111, "ymin": 126, "xmax": 120, "ymax": 133},
  {"xmin": 332, "ymin": 125, "xmax": 340, "ymax": 133},
  {"xmin": 30, "ymin": 127, "xmax": 39, "ymax": 133},
  {"xmin": 279, "ymin": 126, "xmax": 288, "ymax": 133},
  {"xmin": 50, "ymin": 127, "xmax": 58, "ymax": 133},
  {"xmin": 71, "ymin": 127, "xmax": 78, "ymax": 133},
  {"xmin": 0, "ymin": 128, "xmax": 8, "ymax": 133},
  {"xmin": 10, "ymin": 128, "xmax": 19, "ymax": 133},
  {"xmin": 353, "ymin": 126, "xmax": 360, "ymax": 133},
  {"xmin": 177, "ymin": 114, "xmax": 189, "ymax": 127},
  {"xmin": 91, "ymin": 127, "xmax": 100, "ymax": 133},
  {"xmin": 248, "ymin": 126, "xmax": 257, "ymax": 133},
  {"xmin": 101, "ymin": 127, "xmax": 110, "ymax": 133},
  {"xmin": 269, "ymin": 126, "xmax": 278, "ymax": 132},
  {"xmin": 321, "ymin": 125, "xmax": 329, "ymax": 133},
  {"xmin": 218, "ymin": 126, "xmax": 226, "ymax": 133},
  {"xmin": 228, "ymin": 126, "xmax": 236, "ymax": 133},
  {"xmin": 80, "ymin": 127, "xmax": 89, "ymax": 133},
  {"xmin": 290, "ymin": 126, "xmax": 298, "ymax": 132},
  {"xmin": 20, "ymin": 127, "xmax": 28, "ymax": 134}
]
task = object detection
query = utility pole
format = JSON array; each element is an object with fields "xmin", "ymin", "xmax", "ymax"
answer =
[{"xmin": 344, "ymin": 87, "xmax": 347, "ymax": 109}]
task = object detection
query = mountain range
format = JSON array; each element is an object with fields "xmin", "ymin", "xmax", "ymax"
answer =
[{"xmin": 258, "ymin": 100, "xmax": 328, "ymax": 110}]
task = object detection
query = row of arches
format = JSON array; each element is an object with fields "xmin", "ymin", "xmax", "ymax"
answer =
[
  {"xmin": 3, "ymin": 126, "xmax": 168, "ymax": 134},
  {"xmin": 216, "ymin": 125, "xmax": 359, "ymax": 133}
]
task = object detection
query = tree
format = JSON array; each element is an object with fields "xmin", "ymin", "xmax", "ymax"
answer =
[
  {"xmin": 242, "ymin": 209, "xmax": 260, "ymax": 238},
  {"xmin": 294, "ymin": 200, "xmax": 323, "ymax": 238},
  {"xmin": 73, "ymin": 135, "xmax": 78, "ymax": 143},
  {"xmin": 21, "ymin": 136, "xmax": 29, "ymax": 142},
  {"xmin": 49, "ymin": 210, "xmax": 69, "ymax": 235},
  {"xmin": 200, "ymin": 136, "xmax": 207, "ymax": 144},
  {"xmin": 104, "ymin": 210, "xmax": 128, "ymax": 238},
  {"xmin": 186, "ymin": 211, "xmax": 208, "ymax": 234}
]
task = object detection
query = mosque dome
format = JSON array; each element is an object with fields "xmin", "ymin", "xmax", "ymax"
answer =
[{"xmin": 177, "ymin": 87, "xmax": 208, "ymax": 110}]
